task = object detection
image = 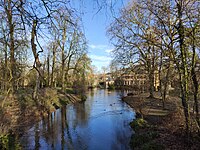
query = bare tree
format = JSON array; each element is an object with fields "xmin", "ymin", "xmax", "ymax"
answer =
[
  {"xmin": 108, "ymin": 0, "xmax": 200, "ymax": 134},
  {"xmin": 108, "ymin": 3, "xmax": 160, "ymax": 98}
]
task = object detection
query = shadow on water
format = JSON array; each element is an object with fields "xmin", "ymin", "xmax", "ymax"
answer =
[{"xmin": 17, "ymin": 89, "xmax": 135, "ymax": 150}]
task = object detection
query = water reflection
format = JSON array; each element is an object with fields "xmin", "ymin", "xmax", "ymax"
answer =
[{"xmin": 20, "ymin": 89, "xmax": 135, "ymax": 150}]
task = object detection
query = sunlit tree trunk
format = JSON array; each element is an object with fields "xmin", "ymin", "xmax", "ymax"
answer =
[
  {"xmin": 31, "ymin": 20, "xmax": 41, "ymax": 100},
  {"xmin": 61, "ymin": 49, "xmax": 66, "ymax": 92},
  {"xmin": 146, "ymin": 46, "xmax": 155, "ymax": 98},
  {"xmin": 148, "ymin": 68, "xmax": 154, "ymax": 98},
  {"xmin": 61, "ymin": 21, "xmax": 67, "ymax": 93},
  {"xmin": 51, "ymin": 43, "xmax": 57, "ymax": 87},
  {"xmin": 47, "ymin": 53, "xmax": 50, "ymax": 87},
  {"xmin": 161, "ymin": 60, "xmax": 173, "ymax": 108}
]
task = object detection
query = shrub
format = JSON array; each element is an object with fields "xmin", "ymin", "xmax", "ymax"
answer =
[
  {"xmin": 108, "ymin": 84, "xmax": 115, "ymax": 90},
  {"xmin": 130, "ymin": 118, "xmax": 148, "ymax": 131},
  {"xmin": 0, "ymin": 134, "xmax": 22, "ymax": 150}
]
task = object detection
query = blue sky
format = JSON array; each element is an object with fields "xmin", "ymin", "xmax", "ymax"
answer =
[
  {"xmin": 73, "ymin": 0, "xmax": 128, "ymax": 72},
  {"xmin": 27, "ymin": 1, "xmax": 128, "ymax": 73}
]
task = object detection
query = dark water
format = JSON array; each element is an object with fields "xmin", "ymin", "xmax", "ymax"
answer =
[{"xmin": 20, "ymin": 89, "xmax": 135, "ymax": 150}]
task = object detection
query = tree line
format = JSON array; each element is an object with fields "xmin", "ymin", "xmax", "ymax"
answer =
[
  {"xmin": 108, "ymin": 0, "xmax": 200, "ymax": 135},
  {"xmin": 0, "ymin": 0, "xmax": 94, "ymax": 100}
]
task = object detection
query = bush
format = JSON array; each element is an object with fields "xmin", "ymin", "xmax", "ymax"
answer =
[
  {"xmin": 80, "ymin": 94, "xmax": 87, "ymax": 101},
  {"xmin": 0, "ymin": 134, "xmax": 9, "ymax": 149},
  {"xmin": 130, "ymin": 118, "xmax": 148, "ymax": 131},
  {"xmin": 0, "ymin": 134, "xmax": 22, "ymax": 150},
  {"xmin": 108, "ymin": 84, "xmax": 115, "ymax": 90}
]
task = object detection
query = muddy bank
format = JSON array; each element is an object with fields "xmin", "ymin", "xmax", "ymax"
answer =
[
  {"xmin": 0, "ymin": 88, "xmax": 83, "ymax": 136},
  {"xmin": 123, "ymin": 94, "xmax": 200, "ymax": 150}
]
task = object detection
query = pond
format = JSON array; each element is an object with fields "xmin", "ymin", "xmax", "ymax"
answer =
[{"xmin": 20, "ymin": 89, "xmax": 135, "ymax": 150}]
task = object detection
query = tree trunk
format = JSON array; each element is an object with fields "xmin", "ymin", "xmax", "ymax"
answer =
[
  {"xmin": 191, "ymin": 66, "xmax": 199, "ymax": 128},
  {"xmin": 61, "ymin": 23, "xmax": 67, "ymax": 93},
  {"xmin": 191, "ymin": 28, "xmax": 200, "ymax": 129},
  {"xmin": 3, "ymin": 41, "xmax": 8, "ymax": 91},
  {"xmin": 5, "ymin": 0, "xmax": 15, "ymax": 93},
  {"xmin": 1, "ymin": 21, "xmax": 8, "ymax": 92},
  {"xmin": 51, "ymin": 44, "xmax": 56, "ymax": 87},
  {"xmin": 161, "ymin": 61, "xmax": 172, "ymax": 109},
  {"xmin": 47, "ymin": 54, "xmax": 50, "ymax": 87},
  {"xmin": 61, "ymin": 50, "xmax": 65, "ymax": 93},
  {"xmin": 148, "ymin": 70, "xmax": 154, "ymax": 98},
  {"xmin": 31, "ymin": 20, "xmax": 41, "ymax": 100},
  {"xmin": 177, "ymin": 1, "xmax": 190, "ymax": 134},
  {"xmin": 147, "ymin": 48, "xmax": 155, "ymax": 98}
]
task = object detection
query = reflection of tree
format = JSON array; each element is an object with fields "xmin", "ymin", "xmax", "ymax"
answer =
[
  {"xmin": 63, "ymin": 106, "xmax": 73, "ymax": 149},
  {"xmin": 41, "ymin": 112, "xmax": 57, "ymax": 149},
  {"xmin": 34, "ymin": 123, "xmax": 40, "ymax": 150},
  {"xmin": 61, "ymin": 107, "xmax": 65, "ymax": 150},
  {"xmin": 74, "ymin": 102, "xmax": 89, "ymax": 125},
  {"xmin": 18, "ymin": 89, "xmax": 135, "ymax": 149},
  {"xmin": 50, "ymin": 113, "xmax": 55, "ymax": 149}
]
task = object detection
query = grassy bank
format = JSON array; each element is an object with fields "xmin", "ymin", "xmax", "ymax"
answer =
[
  {"xmin": 0, "ymin": 87, "xmax": 83, "ymax": 148},
  {"xmin": 123, "ymin": 93, "xmax": 200, "ymax": 150}
]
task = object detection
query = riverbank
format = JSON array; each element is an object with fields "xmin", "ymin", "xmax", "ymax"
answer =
[
  {"xmin": 1, "ymin": 89, "xmax": 134, "ymax": 149},
  {"xmin": 123, "ymin": 93, "xmax": 200, "ymax": 149},
  {"xmin": 0, "ymin": 87, "xmax": 83, "ymax": 135}
]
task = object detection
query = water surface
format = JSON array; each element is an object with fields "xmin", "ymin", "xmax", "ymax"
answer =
[{"xmin": 20, "ymin": 89, "xmax": 135, "ymax": 150}]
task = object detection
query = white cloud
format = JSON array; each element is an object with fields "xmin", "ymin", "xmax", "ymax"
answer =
[
  {"xmin": 89, "ymin": 54, "xmax": 112, "ymax": 62},
  {"xmin": 88, "ymin": 44, "xmax": 108, "ymax": 50},
  {"xmin": 105, "ymin": 48, "xmax": 113, "ymax": 54},
  {"xmin": 88, "ymin": 44, "xmax": 114, "ymax": 54},
  {"xmin": 88, "ymin": 44, "xmax": 114, "ymax": 72}
]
